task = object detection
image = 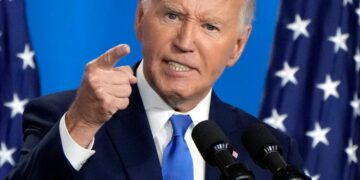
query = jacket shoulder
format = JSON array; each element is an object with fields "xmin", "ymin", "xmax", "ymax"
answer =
[
  {"xmin": 23, "ymin": 90, "xmax": 77, "ymax": 132},
  {"xmin": 213, "ymin": 96, "xmax": 303, "ymax": 166},
  {"xmin": 220, "ymin": 100, "xmax": 289, "ymax": 141}
]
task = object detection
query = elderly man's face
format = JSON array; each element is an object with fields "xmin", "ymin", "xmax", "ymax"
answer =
[{"xmin": 136, "ymin": 0, "xmax": 251, "ymax": 111}]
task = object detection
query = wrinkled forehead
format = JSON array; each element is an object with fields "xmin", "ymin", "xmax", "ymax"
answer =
[{"xmin": 150, "ymin": 0, "xmax": 243, "ymax": 15}]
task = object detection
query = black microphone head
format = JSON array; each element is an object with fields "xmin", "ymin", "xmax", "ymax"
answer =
[
  {"xmin": 242, "ymin": 123, "xmax": 306, "ymax": 179},
  {"xmin": 192, "ymin": 120, "xmax": 231, "ymax": 165},
  {"xmin": 241, "ymin": 123, "xmax": 282, "ymax": 168}
]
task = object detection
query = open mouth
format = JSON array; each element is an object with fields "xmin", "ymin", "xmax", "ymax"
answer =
[{"xmin": 167, "ymin": 61, "xmax": 191, "ymax": 72}]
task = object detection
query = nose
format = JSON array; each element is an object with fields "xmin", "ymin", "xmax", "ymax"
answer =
[{"xmin": 173, "ymin": 21, "xmax": 196, "ymax": 53}]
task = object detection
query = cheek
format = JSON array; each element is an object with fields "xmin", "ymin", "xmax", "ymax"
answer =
[
  {"xmin": 208, "ymin": 64, "xmax": 226, "ymax": 83},
  {"xmin": 211, "ymin": 39, "xmax": 239, "ymax": 70},
  {"xmin": 200, "ymin": 45, "xmax": 232, "ymax": 78},
  {"xmin": 141, "ymin": 25, "xmax": 175, "ymax": 60}
]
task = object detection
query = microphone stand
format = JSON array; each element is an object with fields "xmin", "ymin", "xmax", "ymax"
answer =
[{"xmin": 219, "ymin": 163, "xmax": 254, "ymax": 180}]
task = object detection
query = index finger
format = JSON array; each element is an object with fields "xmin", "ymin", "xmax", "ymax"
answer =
[{"xmin": 92, "ymin": 44, "xmax": 131, "ymax": 69}]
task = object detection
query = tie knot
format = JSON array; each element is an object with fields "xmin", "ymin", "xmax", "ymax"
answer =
[{"xmin": 170, "ymin": 114, "xmax": 192, "ymax": 137}]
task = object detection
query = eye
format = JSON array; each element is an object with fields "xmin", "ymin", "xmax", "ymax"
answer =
[
  {"xmin": 204, "ymin": 24, "xmax": 219, "ymax": 32},
  {"xmin": 166, "ymin": 12, "xmax": 179, "ymax": 21}
]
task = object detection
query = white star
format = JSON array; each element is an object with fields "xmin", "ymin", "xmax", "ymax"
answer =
[
  {"xmin": 286, "ymin": 14, "xmax": 311, "ymax": 41},
  {"xmin": 350, "ymin": 93, "xmax": 360, "ymax": 117},
  {"xmin": 304, "ymin": 169, "xmax": 320, "ymax": 180},
  {"xmin": 316, "ymin": 74, "xmax": 341, "ymax": 101},
  {"xmin": 3, "ymin": 93, "xmax": 29, "ymax": 118},
  {"xmin": 306, "ymin": 122, "xmax": 331, "ymax": 148},
  {"xmin": 0, "ymin": 142, "xmax": 16, "ymax": 167},
  {"xmin": 264, "ymin": 109, "xmax": 288, "ymax": 132},
  {"xmin": 354, "ymin": 48, "xmax": 360, "ymax": 72},
  {"xmin": 275, "ymin": 61, "xmax": 299, "ymax": 87},
  {"xmin": 16, "ymin": 44, "xmax": 36, "ymax": 70},
  {"xmin": 345, "ymin": 139, "xmax": 358, "ymax": 164},
  {"xmin": 343, "ymin": 0, "xmax": 353, "ymax": 6},
  {"xmin": 328, "ymin": 27, "xmax": 349, "ymax": 53}
]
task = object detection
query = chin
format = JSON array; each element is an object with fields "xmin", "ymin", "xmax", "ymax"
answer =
[{"xmin": 161, "ymin": 88, "xmax": 189, "ymax": 100}]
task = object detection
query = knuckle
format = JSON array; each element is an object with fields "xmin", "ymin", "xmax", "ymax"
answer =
[
  {"xmin": 94, "ymin": 87, "xmax": 105, "ymax": 98},
  {"xmin": 117, "ymin": 85, "xmax": 131, "ymax": 97},
  {"xmin": 117, "ymin": 74, "xmax": 129, "ymax": 84},
  {"xmin": 88, "ymin": 75, "xmax": 100, "ymax": 86},
  {"xmin": 124, "ymin": 85, "xmax": 132, "ymax": 96},
  {"xmin": 116, "ymin": 69, "xmax": 128, "ymax": 76},
  {"xmin": 126, "ymin": 66, "xmax": 134, "ymax": 74},
  {"xmin": 85, "ymin": 62, "xmax": 96, "ymax": 73},
  {"xmin": 87, "ymin": 74, "xmax": 94, "ymax": 83},
  {"xmin": 124, "ymin": 98, "xmax": 130, "ymax": 105},
  {"xmin": 103, "ymin": 53, "xmax": 111, "ymax": 63},
  {"xmin": 117, "ymin": 66, "xmax": 133, "ymax": 75},
  {"xmin": 120, "ymin": 98, "xmax": 130, "ymax": 109},
  {"xmin": 100, "ymin": 97, "xmax": 112, "ymax": 111}
]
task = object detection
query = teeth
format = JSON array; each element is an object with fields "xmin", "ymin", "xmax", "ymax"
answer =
[{"xmin": 168, "ymin": 61, "xmax": 190, "ymax": 72}]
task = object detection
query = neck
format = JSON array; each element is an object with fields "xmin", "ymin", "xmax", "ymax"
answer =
[{"xmin": 159, "ymin": 91, "xmax": 210, "ymax": 113}]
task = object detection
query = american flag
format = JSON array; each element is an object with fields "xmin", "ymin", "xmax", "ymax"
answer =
[
  {"xmin": 259, "ymin": 0, "xmax": 360, "ymax": 179},
  {"xmin": 0, "ymin": 0, "xmax": 40, "ymax": 179}
]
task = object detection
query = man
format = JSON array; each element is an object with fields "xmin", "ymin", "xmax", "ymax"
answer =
[{"xmin": 7, "ymin": 0, "xmax": 303, "ymax": 179}]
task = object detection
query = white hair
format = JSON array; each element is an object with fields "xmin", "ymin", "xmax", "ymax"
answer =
[
  {"xmin": 240, "ymin": 0, "xmax": 255, "ymax": 26},
  {"xmin": 141, "ymin": 0, "xmax": 255, "ymax": 26}
]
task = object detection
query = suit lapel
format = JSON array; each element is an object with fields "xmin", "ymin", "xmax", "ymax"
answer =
[
  {"xmin": 205, "ymin": 92, "xmax": 244, "ymax": 180},
  {"xmin": 105, "ymin": 85, "xmax": 163, "ymax": 180},
  {"xmin": 205, "ymin": 92, "xmax": 257, "ymax": 180},
  {"xmin": 103, "ymin": 68, "xmax": 241, "ymax": 180}
]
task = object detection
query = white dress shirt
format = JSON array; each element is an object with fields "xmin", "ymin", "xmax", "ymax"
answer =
[{"xmin": 59, "ymin": 61, "xmax": 211, "ymax": 179}]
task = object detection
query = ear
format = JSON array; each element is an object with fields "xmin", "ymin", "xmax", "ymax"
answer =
[
  {"xmin": 226, "ymin": 25, "xmax": 252, "ymax": 67},
  {"xmin": 135, "ymin": 0, "xmax": 145, "ymax": 41}
]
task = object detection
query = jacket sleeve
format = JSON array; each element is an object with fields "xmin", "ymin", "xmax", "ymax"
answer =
[
  {"xmin": 284, "ymin": 138, "xmax": 312, "ymax": 179},
  {"xmin": 286, "ymin": 138, "xmax": 304, "ymax": 168},
  {"xmin": 6, "ymin": 91, "xmax": 78, "ymax": 180}
]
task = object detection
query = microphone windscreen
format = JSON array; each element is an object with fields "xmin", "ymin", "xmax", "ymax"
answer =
[
  {"xmin": 241, "ymin": 123, "xmax": 281, "ymax": 164},
  {"xmin": 192, "ymin": 120, "xmax": 230, "ymax": 165}
]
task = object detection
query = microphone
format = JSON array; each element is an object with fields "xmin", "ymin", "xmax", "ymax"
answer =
[
  {"xmin": 192, "ymin": 120, "xmax": 254, "ymax": 180},
  {"xmin": 241, "ymin": 123, "xmax": 306, "ymax": 180}
]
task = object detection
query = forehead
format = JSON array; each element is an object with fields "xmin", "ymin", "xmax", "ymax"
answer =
[{"xmin": 152, "ymin": 0, "xmax": 243, "ymax": 16}]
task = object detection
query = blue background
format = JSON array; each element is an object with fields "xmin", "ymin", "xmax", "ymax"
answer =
[{"xmin": 25, "ymin": 0, "xmax": 279, "ymax": 116}]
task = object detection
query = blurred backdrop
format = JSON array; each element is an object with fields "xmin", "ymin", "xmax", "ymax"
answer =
[{"xmin": 25, "ymin": 0, "xmax": 279, "ymax": 116}]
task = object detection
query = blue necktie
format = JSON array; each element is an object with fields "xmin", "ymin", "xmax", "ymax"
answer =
[{"xmin": 162, "ymin": 114, "xmax": 193, "ymax": 180}]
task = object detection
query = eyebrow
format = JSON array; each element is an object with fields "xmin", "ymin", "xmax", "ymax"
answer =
[
  {"xmin": 161, "ymin": 3, "xmax": 184, "ymax": 14},
  {"xmin": 201, "ymin": 16, "xmax": 225, "ymax": 25},
  {"xmin": 160, "ymin": 1, "xmax": 226, "ymax": 25}
]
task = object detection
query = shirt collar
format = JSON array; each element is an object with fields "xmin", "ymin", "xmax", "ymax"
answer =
[{"xmin": 136, "ymin": 60, "xmax": 212, "ymax": 137}]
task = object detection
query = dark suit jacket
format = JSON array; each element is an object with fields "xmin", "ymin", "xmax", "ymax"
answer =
[{"xmin": 6, "ymin": 85, "xmax": 303, "ymax": 180}]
